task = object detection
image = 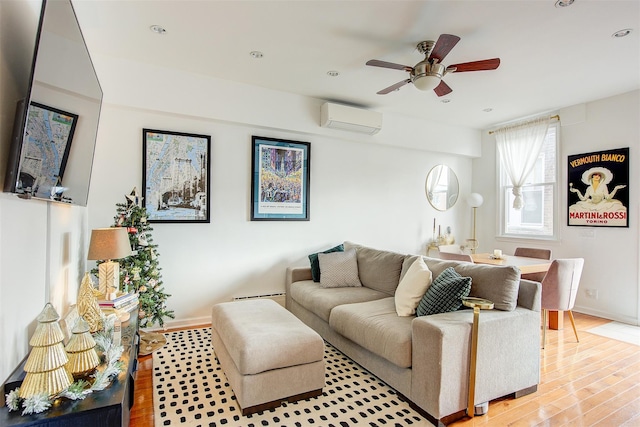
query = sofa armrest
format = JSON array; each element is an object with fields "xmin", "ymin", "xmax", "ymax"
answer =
[
  {"xmin": 286, "ymin": 267, "xmax": 312, "ymax": 310},
  {"xmin": 517, "ymin": 279, "xmax": 541, "ymax": 312},
  {"xmin": 411, "ymin": 307, "xmax": 540, "ymax": 419},
  {"xmin": 286, "ymin": 267, "xmax": 312, "ymax": 287}
]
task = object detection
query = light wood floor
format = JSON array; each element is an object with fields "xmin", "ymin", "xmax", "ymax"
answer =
[{"xmin": 130, "ymin": 313, "xmax": 640, "ymax": 427}]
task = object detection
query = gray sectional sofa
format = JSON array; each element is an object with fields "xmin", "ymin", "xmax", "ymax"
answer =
[{"xmin": 285, "ymin": 242, "xmax": 541, "ymax": 426}]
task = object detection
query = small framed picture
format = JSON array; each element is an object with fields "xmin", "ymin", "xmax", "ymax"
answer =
[
  {"xmin": 142, "ymin": 128, "xmax": 211, "ymax": 223},
  {"xmin": 251, "ymin": 136, "xmax": 310, "ymax": 221}
]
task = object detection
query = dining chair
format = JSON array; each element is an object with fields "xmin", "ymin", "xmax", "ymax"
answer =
[
  {"xmin": 515, "ymin": 247, "xmax": 552, "ymax": 282},
  {"xmin": 541, "ymin": 258, "xmax": 584, "ymax": 349},
  {"xmin": 514, "ymin": 247, "xmax": 552, "ymax": 260},
  {"xmin": 439, "ymin": 251, "xmax": 473, "ymax": 262}
]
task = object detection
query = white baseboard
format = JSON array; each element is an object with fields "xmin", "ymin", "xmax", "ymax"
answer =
[
  {"xmin": 141, "ymin": 315, "xmax": 211, "ymax": 332},
  {"xmin": 574, "ymin": 306, "xmax": 639, "ymax": 326}
]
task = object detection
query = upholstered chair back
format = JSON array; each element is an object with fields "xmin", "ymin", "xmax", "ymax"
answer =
[
  {"xmin": 514, "ymin": 247, "xmax": 552, "ymax": 260},
  {"xmin": 516, "ymin": 247, "xmax": 552, "ymax": 282},
  {"xmin": 541, "ymin": 258, "xmax": 584, "ymax": 311}
]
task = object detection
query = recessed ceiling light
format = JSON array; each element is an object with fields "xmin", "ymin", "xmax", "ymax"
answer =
[
  {"xmin": 250, "ymin": 51, "xmax": 264, "ymax": 59},
  {"xmin": 612, "ymin": 28, "xmax": 633, "ymax": 38},
  {"xmin": 555, "ymin": 0, "xmax": 574, "ymax": 7},
  {"xmin": 441, "ymin": 99, "xmax": 451, "ymax": 103},
  {"xmin": 483, "ymin": 108, "xmax": 493, "ymax": 113},
  {"xmin": 327, "ymin": 70, "xmax": 340, "ymax": 77},
  {"xmin": 149, "ymin": 25, "xmax": 167, "ymax": 35}
]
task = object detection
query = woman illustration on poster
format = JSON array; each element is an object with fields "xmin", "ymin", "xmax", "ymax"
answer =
[{"xmin": 569, "ymin": 166, "xmax": 626, "ymax": 212}]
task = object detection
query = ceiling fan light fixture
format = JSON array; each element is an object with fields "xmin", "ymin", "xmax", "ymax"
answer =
[
  {"xmin": 413, "ymin": 74, "xmax": 441, "ymax": 91},
  {"xmin": 149, "ymin": 25, "xmax": 167, "ymax": 35},
  {"xmin": 612, "ymin": 29, "xmax": 632, "ymax": 38},
  {"xmin": 555, "ymin": 0, "xmax": 574, "ymax": 7}
]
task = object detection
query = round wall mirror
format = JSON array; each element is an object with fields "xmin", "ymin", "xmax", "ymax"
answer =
[{"xmin": 425, "ymin": 165, "xmax": 459, "ymax": 211}]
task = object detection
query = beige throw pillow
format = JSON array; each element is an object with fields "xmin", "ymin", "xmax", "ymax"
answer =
[
  {"xmin": 318, "ymin": 249, "xmax": 362, "ymax": 288},
  {"xmin": 394, "ymin": 256, "xmax": 432, "ymax": 316}
]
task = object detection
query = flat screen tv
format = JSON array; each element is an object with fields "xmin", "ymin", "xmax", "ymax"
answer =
[{"xmin": 3, "ymin": 0, "xmax": 102, "ymax": 206}]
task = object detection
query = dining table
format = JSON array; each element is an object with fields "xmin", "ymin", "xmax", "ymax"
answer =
[
  {"xmin": 471, "ymin": 253, "xmax": 551, "ymax": 275},
  {"xmin": 470, "ymin": 253, "xmax": 564, "ymax": 330}
]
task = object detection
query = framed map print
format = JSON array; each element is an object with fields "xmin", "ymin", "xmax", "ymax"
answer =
[
  {"xmin": 251, "ymin": 136, "xmax": 310, "ymax": 221},
  {"xmin": 16, "ymin": 102, "xmax": 78, "ymax": 200},
  {"xmin": 568, "ymin": 147, "xmax": 629, "ymax": 227},
  {"xmin": 142, "ymin": 129, "xmax": 211, "ymax": 223}
]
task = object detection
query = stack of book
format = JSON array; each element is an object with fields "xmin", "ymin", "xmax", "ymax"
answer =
[{"xmin": 98, "ymin": 291, "xmax": 139, "ymax": 313}]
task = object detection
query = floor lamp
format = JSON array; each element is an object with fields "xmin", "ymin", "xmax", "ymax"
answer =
[{"xmin": 466, "ymin": 193, "xmax": 483, "ymax": 254}]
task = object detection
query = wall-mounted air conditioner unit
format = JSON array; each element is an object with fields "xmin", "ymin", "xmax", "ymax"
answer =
[{"xmin": 320, "ymin": 102, "xmax": 382, "ymax": 135}]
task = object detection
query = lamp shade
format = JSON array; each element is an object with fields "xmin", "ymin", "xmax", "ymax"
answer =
[
  {"xmin": 87, "ymin": 228, "xmax": 132, "ymax": 260},
  {"xmin": 466, "ymin": 193, "xmax": 484, "ymax": 208},
  {"xmin": 413, "ymin": 74, "xmax": 441, "ymax": 91}
]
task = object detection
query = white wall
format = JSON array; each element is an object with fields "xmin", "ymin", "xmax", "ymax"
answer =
[
  {"xmin": 88, "ymin": 104, "xmax": 473, "ymax": 328},
  {"xmin": 0, "ymin": 193, "xmax": 87, "ymax": 391},
  {"xmin": 472, "ymin": 90, "xmax": 640, "ymax": 325}
]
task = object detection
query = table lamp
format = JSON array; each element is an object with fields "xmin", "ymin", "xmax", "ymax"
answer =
[
  {"xmin": 466, "ymin": 193, "xmax": 484, "ymax": 254},
  {"xmin": 88, "ymin": 227, "xmax": 132, "ymax": 300}
]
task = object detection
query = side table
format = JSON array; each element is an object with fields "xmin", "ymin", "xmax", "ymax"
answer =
[
  {"xmin": 462, "ymin": 297, "xmax": 494, "ymax": 418},
  {"xmin": 0, "ymin": 308, "xmax": 139, "ymax": 427}
]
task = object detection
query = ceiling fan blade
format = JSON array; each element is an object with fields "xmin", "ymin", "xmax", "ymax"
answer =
[
  {"xmin": 434, "ymin": 80, "xmax": 452, "ymax": 97},
  {"xmin": 366, "ymin": 59, "xmax": 412, "ymax": 71},
  {"xmin": 429, "ymin": 34, "xmax": 461, "ymax": 63},
  {"xmin": 377, "ymin": 79, "xmax": 412, "ymax": 94},
  {"xmin": 449, "ymin": 58, "xmax": 501, "ymax": 72}
]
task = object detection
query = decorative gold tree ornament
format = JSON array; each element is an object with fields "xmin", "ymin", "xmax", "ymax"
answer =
[
  {"xmin": 65, "ymin": 317, "xmax": 100, "ymax": 378},
  {"xmin": 20, "ymin": 303, "xmax": 74, "ymax": 398},
  {"xmin": 77, "ymin": 272, "xmax": 103, "ymax": 333}
]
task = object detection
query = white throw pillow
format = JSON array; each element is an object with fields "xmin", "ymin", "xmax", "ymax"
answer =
[
  {"xmin": 394, "ymin": 257, "xmax": 433, "ymax": 316},
  {"xmin": 318, "ymin": 249, "xmax": 362, "ymax": 288}
]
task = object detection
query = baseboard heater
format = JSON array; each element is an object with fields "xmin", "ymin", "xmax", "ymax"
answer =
[{"xmin": 233, "ymin": 293, "xmax": 286, "ymax": 307}]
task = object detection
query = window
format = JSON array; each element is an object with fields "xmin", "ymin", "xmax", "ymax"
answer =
[{"xmin": 499, "ymin": 124, "xmax": 558, "ymax": 238}]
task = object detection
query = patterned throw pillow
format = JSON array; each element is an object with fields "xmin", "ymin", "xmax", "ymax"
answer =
[
  {"xmin": 318, "ymin": 249, "xmax": 362, "ymax": 288},
  {"xmin": 416, "ymin": 267, "xmax": 472, "ymax": 316},
  {"xmin": 308, "ymin": 244, "xmax": 344, "ymax": 282}
]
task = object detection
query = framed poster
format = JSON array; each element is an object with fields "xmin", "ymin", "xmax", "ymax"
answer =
[
  {"xmin": 142, "ymin": 129, "xmax": 210, "ymax": 223},
  {"xmin": 568, "ymin": 147, "xmax": 628, "ymax": 227},
  {"xmin": 17, "ymin": 102, "xmax": 78, "ymax": 200},
  {"xmin": 251, "ymin": 136, "xmax": 310, "ymax": 221}
]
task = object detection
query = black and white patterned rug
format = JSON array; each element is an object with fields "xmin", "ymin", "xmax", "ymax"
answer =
[{"xmin": 153, "ymin": 328, "xmax": 432, "ymax": 427}]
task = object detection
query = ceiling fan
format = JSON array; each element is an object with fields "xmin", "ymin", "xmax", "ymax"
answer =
[{"xmin": 366, "ymin": 34, "xmax": 500, "ymax": 97}]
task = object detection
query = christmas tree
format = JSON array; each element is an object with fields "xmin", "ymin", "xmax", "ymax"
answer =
[{"xmin": 94, "ymin": 188, "xmax": 174, "ymax": 328}]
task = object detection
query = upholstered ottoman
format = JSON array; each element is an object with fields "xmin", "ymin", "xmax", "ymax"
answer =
[{"xmin": 210, "ymin": 299, "xmax": 325, "ymax": 415}]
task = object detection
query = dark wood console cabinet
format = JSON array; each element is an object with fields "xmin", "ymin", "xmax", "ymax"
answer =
[{"xmin": 0, "ymin": 310, "xmax": 139, "ymax": 427}]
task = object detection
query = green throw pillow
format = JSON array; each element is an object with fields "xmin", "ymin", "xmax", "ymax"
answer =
[
  {"xmin": 416, "ymin": 267, "xmax": 472, "ymax": 316},
  {"xmin": 308, "ymin": 244, "xmax": 344, "ymax": 282}
]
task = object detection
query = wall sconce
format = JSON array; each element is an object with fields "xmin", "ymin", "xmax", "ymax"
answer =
[
  {"xmin": 466, "ymin": 193, "xmax": 484, "ymax": 254},
  {"xmin": 87, "ymin": 228, "xmax": 132, "ymax": 300}
]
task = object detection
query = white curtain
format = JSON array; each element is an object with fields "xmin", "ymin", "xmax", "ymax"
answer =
[
  {"xmin": 426, "ymin": 165, "xmax": 444, "ymax": 199},
  {"xmin": 494, "ymin": 117, "xmax": 550, "ymax": 209}
]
